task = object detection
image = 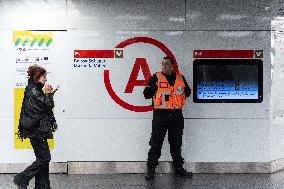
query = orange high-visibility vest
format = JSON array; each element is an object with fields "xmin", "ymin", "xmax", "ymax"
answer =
[{"xmin": 153, "ymin": 72, "xmax": 186, "ymax": 109}]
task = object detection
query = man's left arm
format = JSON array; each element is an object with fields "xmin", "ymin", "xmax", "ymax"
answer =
[{"xmin": 182, "ymin": 76, "xmax": 191, "ymax": 98}]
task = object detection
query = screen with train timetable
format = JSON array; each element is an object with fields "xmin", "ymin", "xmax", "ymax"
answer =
[{"xmin": 193, "ymin": 59, "xmax": 263, "ymax": 103}]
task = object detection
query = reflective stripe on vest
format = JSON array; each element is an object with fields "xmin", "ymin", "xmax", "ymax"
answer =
[{"xmin": 153, "ymin": 72, "xmax": 186, "ymax": 109}]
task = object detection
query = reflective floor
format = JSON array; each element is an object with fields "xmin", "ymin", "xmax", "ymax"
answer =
[{"xmin": 4, "ymin": 171, "xmax": 284, "ymax": 189}]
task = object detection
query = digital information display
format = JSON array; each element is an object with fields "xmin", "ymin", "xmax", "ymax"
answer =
[{"xmin": 193, "ymin": 59, "xmax": 263, "ymax": 103}]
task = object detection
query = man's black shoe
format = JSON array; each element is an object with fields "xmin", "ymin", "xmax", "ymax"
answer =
[
  {"xmin": 13, "ymin": 175, "xmax": 27, "ymax": 189},
  {"xmin": 174, "ymin": 167, "xmax": 193, "ymax": 178},
  {"xmin": 145, "ymin": 166, "xmax": 155, "ymax": 180}
]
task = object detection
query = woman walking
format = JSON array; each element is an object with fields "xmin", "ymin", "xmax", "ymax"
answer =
[{"xmin": 13, "ymin": 64, "xmax": 58, "ymax": 189}]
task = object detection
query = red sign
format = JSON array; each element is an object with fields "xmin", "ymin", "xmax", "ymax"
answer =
[
  {"xmin": 193, "ymin": 50, "xmax": 254, "ymax": 58},
  {"xmin": 74, "ymin": 50, "xmax": 115, "ymax": 58}
]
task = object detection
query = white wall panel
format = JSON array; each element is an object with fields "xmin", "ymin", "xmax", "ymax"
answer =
[
  {"xmin": 184, "ymin": 119, "xmax": 270, "ymax": 162},
  {"xmin": 65, "ymin": 30, "xmax": 186, "ymax": 118},
  {"xmin": 0, "ymin": 119, "xmax": 66, "ymax": 163},
  {"xmin": 62, "ymin": 119, "xmax": 175, "ymax": 161},
  {"xmin": 46, "ymin": 31, "xmax": 68, "ymax": 119},
  {"xmin": 0, "ymin": 119, "xmax": 35, "ymax": 163},
  {"xmin": 0, "ymin": 31, "xmax": 14, "ymax": 119},
  {"xmin": 66, "ymin": 30, "xmax": 271, "ymax": 119},
  {"xmin": 0, "ymin": 0, "xmax": 66, "ymax": 30},
  {"xmin": 270, "ymin": 118, "xmax": 284, "ymax": 161},
  {"xmin": 186, "ymin": 0, "xmax": 274, "ymax": 31},
  {"xmin": 67, "ymin": 0, "xmax": 185, "ymax": 31},
  {"xmin": 183, "ymin": 31, "xmax": 271, "ymax": 118}
]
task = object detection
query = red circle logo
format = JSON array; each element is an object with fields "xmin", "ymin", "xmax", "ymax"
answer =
[{"xmin": 104, "ymin": 37, "xmax": 178, "ymax": 112}]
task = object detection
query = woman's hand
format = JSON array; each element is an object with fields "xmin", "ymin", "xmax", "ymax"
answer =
[{"xmin": 45, "ymin": 84, "xmax": 53, "ymax": 93}]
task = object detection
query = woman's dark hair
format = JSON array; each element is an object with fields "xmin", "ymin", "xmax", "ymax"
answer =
[{"xmin": 27, "ymin": 64, "xmax": 46, "ymax": 82}]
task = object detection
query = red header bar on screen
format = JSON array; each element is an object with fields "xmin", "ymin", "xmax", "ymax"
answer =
[
  {"xmin": 74, "ymin": 50, "xmax": 114, "ymax": 58},
  {"xmin": 193, "ymin": 50, "xmax": 254, "ymax": 58}
]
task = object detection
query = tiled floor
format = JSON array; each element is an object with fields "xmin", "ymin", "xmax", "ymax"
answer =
[{"xmin": 4, "ymin": 171, "xmax": 284, "ymax": 189}]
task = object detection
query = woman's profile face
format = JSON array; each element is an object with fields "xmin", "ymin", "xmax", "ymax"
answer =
[{"xmin": 37, "ymin": 73, "xmax": 47, "ymax": 85}]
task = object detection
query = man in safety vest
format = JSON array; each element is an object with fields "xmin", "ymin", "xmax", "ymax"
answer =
[{"xmin": 143, "ymin": 56, "xmax": 192, "ymax": 180}]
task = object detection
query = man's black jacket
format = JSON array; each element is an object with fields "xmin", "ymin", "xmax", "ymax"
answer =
[{"xmin": 18, "ymin": 80, "xmax": 56, "ymax": 139}]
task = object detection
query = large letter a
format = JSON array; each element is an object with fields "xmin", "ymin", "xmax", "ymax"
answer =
[{"xmin": 124, "ymin": 58, "xmax": 151, "ymax": 93}]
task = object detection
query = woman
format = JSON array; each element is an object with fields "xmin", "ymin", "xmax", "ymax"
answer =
[{"xmin": 13, "ymin": 64, "xmax": 58, "ymax": 189}]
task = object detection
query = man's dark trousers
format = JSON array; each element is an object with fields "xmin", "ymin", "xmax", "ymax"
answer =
[{"xmin": 147, "ymin": 110, "xmax": 184, "ymax": 168}]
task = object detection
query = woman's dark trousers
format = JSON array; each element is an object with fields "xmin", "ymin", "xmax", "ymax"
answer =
[{"xmin": 15, "ymin": 138, "xmax": 51, "ymax": 189}]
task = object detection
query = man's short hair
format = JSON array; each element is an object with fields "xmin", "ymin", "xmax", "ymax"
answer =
[{"xmin": 163, "ymin": 56, "xmax": 174, "ymax": 64}]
